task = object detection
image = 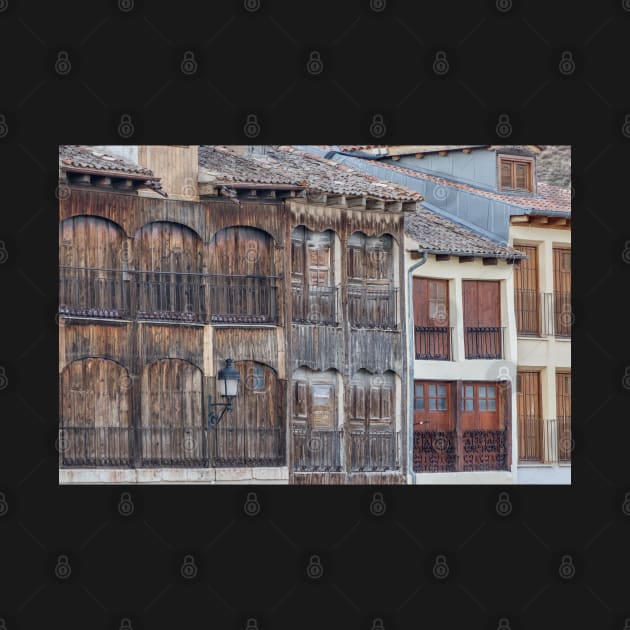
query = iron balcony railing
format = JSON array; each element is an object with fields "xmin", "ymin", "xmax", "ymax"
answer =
[
  {"xmin": 464, "ymin": 327, "xmax": 505, "ymax": 359},
  {"xmin": 414, "ymin": 326, "xmax": 453, "ymax": 360},
  {"xmin": 347, "ymin": 286, "xmax": 398, "ymax": 330},
  {"xmin": 207, "ymin": 274, "xmax": 279, "ymax": 324},
  {"xmin": 59, "ymin": 426, "xmax": 287, "ymax": 468},
  {"xmin": 517, "ymin": 417, "xmax": 572, "ymax": 464},
  {"xmin": 291, "ymin": 427, "xmax": 343, "ymax": 472},
  {"xmin": 348, "ymin": 430, "xmax": 400, "ymax": 472},
  {"xmin": 461, "ymin": 429, "xmax": 508, "ymax": 471},
  {"xmin": 413, "ymin": 430, "xmax": 457, "ymax": 473},
  {"xmin": 516, "ymin": 291, "xmax": 572, "ymax": 338},
  {"xmin": 291, "ymin": 285, "xmax": 339, "ymax": 325},
  {"xmin": 59, "ymin": 267, "xmax": 131, "ymax": 319},
  {"xmin": 59, "ymin": 267, "xmax": 279, "ymax": 324},
  {"xmin": 209, "ymin": 426, "xmax": 286, "ymax": 467}
]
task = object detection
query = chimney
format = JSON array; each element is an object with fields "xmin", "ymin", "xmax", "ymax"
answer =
[{"xmin": 137, "ymin": 145, "xmax": 199, "ymax": 199}]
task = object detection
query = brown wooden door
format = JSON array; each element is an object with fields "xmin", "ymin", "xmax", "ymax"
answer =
[
  {"xmin": 463, "ymin": 280, "xmax": 501, "ymax": 358},
  {"xmin": 513, "ymin": 245, "xmax": 539, "ymax": 335},
  {"xmin": 60, "ymin": 358, "xmax": 131, "ymax": 465},
  {"xmin": 553, "ymin": 247, "xmax": 571, "ymax": 337},
  {"xmin": 556, "ymin": 370, "xmax": 571, "ymax": 461},
  {"xmin": 140, "ymin": 359, "xmax": 204, "ymax": 464},
  {"xmin": 461, "ymin": 382, "xmax": 500, "ymax": 430},
  {"xmin": 413, "ymin": 278, "xmax": 449, "ymax": 359},
  {"xmin": 517, "ymin": 371, "xmax": 542, "ymax": 461},
  {"xmin": 413, "ymin": 381, "xmax": 452, "ymax": 431}
]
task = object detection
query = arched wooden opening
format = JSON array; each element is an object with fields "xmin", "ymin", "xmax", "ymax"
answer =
[
  {"xmin": 291, "ymin": 368, "xmax": 342, "ymax": 472},
  {"xmin": 134, "ymin": 221, "xmax": 205, "ymax": 321},
  {"xmin": 59, "ymin": 216, "xmax": 129, "ymax": 317},
  {"xmin": 211, "ymin": 360, "xmax": 285, "ymax": 466},
  {"xmin": 139, "ymin": 359, "xmax": 204, "ymax": 465},
  {"xmin": 347, "ymin": 232, "xmax": 397, "ymax": 328},
  {"xmin": 59, "ymin": 358, "xmax": 131, "ymax": 466},
  {"xmin": 290, "ymin": 226, "xmax": 338, "ymax": 325},
  {"xmin": 348, "ymin": 370, "xmax": 398, "ymax": 471},
  {"xmin": 207, "ymin": 226, "xmax": 277, "ymax": 323}
]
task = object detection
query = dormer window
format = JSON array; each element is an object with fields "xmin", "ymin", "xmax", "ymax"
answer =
[{"xmin": 498, "ymin": 155, "xmax": 534, "ymax": 193}]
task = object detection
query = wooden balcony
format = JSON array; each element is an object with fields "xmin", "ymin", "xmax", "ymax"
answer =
[
  {"xmin": 291, "ymin": 428, "xmax": 343, "ymax": 472},
  {"xmin": 348, "ymin": 430, "xmax": 399, "ymax": 472},
  {"xmin": 59, "ymin": 426, "xmax": 286, "ymax": 468},
  {"xmin": 207, "ymin": 274, "xmax": 279, "ymax": 324},
  {"xmin": 347, "ymin": 286, "xmax": 398, "ymax": 330},
  {"xmin": 291, "ymin": 285, "xmax": 339, "ymax": 325}
]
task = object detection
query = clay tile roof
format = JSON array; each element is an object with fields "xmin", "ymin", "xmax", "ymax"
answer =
[
  {"xmin": 373, "ymin": 160, "xmax": 571, "ymax": 215},
  {"xmin": 405, "ymin": 207, "xmax": 526, "ymax": 258},
  {"xmin": 335, "ymin": 145, "xmax": 490, "ymax": 155},
  {"xmin": 198, "ymin": 145, "xmax": 423, "ymax": 202}
]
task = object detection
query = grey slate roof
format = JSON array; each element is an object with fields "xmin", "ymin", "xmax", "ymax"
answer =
[
  {"xmin": 198, "ymin": 145, "xmax": 423, "ymax": 202},
  {"xmin": 405, "ymin": 207, "xmax": 526, "ymax": 258}
]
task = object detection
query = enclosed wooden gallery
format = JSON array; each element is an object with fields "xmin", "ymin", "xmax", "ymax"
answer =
[{"xmin": 58, "ymin": 145, "xmax": 420, "ymax": 484}]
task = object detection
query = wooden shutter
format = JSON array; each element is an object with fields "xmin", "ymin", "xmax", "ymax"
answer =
[
  {"xmin": 463, "ymin": 280, "xmax": 499, "ymax": 327},
  {"xmin": 294, "ymin": 381, "xmax": 307, "ymax": 417},
  {"xmin": 500, "ymin": 160, "xmax": 513, "ymax": 189},
  {"xmin": 514, "ymin": 162, "xmax": 529, "ymax": 190},
  {"xmin": 517, "ymin": 371, "xmax": 542, "ymax": 461},
  {"xmin": 555, "ymin": 371, "xmax": 571, "ymax": 418},
  {"xmin": 513, "ymin": 245, "xmax": 539, "ymax": 334}
]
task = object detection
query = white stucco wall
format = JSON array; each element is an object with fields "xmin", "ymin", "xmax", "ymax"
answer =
[{"xmin": 404, "ymin": 236, "xmax": 519, "ymax": 484}]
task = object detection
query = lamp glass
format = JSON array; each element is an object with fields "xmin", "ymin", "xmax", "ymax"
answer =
[{"xmin": 217, "ymin": 359, "xmax": 240, "ymax": 398}]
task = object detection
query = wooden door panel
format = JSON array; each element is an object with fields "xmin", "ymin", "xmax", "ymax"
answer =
[
  {"xmin": 413, "ymin": 381, "xmax": 452, "ymax": 431},
  {"xmin": 461, "ymin": 381, "xmax": 500, "ymax": 430}
]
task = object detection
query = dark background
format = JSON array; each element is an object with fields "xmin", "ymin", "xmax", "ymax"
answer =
[{"xmin": 0, "ymin": 0, "xmax": 628, "ymax": 628}]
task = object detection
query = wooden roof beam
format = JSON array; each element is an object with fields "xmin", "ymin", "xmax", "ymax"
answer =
[
  {"xmin": 402, "ymin": 201, "xmax": 419, "ymax": 212},
  {"xmin": 482, "ymin": 257, "xmax": 498, "ymax": 265},
  {"xmin": 385, "ymin": 200, "xmax": 402, "ymax": 212},
  {"xmin": 458, "ymin": 256, "xmax": 474, "ymax": 263},
  {"xmin": 90, "ymin": 175, "xmax": 112, "ymax": 187},
  {"xmin": 307, "ymin": 192, "xmax": 327, "ymax": 204},
  {"xmin": 326, "ymin": 194, "xmax": 346, "ymax": 207},
  {"xmin": 435, "ymin": 254, "xmax": 450, "ymax": 261},
  {"xmin": 511, "ymin": 215, "xmax": 530, "ymax": 223},
  {"xmin": 346, "ymin": 195, "xmax": 367, "ymax": 208},
  {"xmin": 438, "ymin": 150, "xmax": 448, "ymax": 156},
  {"xmin": 366, "ymin": 198, "xmax": 385, "ymax": 210}
]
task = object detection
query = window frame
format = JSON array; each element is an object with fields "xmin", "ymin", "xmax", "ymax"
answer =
[{"xmin": 497, "ymin": 154, "xmax": 535, "ymax": 193}]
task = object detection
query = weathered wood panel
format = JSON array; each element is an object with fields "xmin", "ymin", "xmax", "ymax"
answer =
[
  {"xmin": 60, "ymin": 358, "xmax": 131, "ymax": 464},
  {"xmin": 291, "ymin": 325, "xmax": 345, "ymax": 372},
  {"xmin": 59, "ymin": 215, "xmax": 126, "ymax": 268},
  {"xmin": 348, "ymin": 329, "xmax": 402, "ymax": 375},
  {"xmin": 139, "ymin": 323, "xmax": 204, "ymax": 372},
  {"xmin": 138, "ymin": 146, "xmax": 198, "ymax": 199},
  {"xmin": 213, "ymin": 327, "xmax": 279, "ymax": 372},
  {"xmin": 61, "ymin": 321, "xmax": 132, "ymax": 370},
  {"xmin": 140, "ymin": 359, "xmax": 204, "ymax": 463}
]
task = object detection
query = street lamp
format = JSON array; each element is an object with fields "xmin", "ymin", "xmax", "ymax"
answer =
[{"xmin": 208, "ymin": 358, "xmax": 240, "ymax": 426}]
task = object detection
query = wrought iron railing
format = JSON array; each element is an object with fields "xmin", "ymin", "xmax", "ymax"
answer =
[
  {"xmin": 59, "ymin": 267, "xmax": 131, "ymax": 319},
  {"xmin": 59, "ymin": 426, "xmax": 133, "ymax": 467},
  {"xmin": 347, "ymin": 286, "xmax": 398, "ymax": 329},
  {"xmin": 414, "ymin": 326, "xmax": 452, "ymax": 360},
  {"xmin": 207, "ymin": 274, "xmax": 279, "ymax": 324},
  {"xmin": 291, "ymin": 427, "xmax": 343, "ymax": 472},
  {"xmin": 209, "ymin": 426, "xmax": 286, "ymax": 467},
  {"xmin": 59, "ymin": 426, "xmax": 287, "ymax": 468},
  {"xmin": 553, "ymin": 292, "xmax": 572, "ymax": 338},
  {"xmin": 515, "ymin": 289, "xmax": 540, "ymax": 336},
  {"xmin": 557, "ymin": 416, "xmax": 572, "ymax": 462},
  {"xmin": 413, "ymin": 430, "xmax": 457, "ymax": 472},
  {"xmin": 464, "ymin": 327, "xmax": 504, "ymax": 359},
  {"xmin": 348, "ymin": 430, "xmax": 399, "ymax": 471},
  {"xmin": 135, "ymin": 271, "xmax": 207, "ymax": 322},
  {"xmin": 517, "ymin": 415, "xmax": 543, "ymax": 462},
  {"xmin": 462, "ymin": 429, "xmax": 508, "ymax": 471},
  {"xmin": 291, "ymin": 285, "xmax": 339, "ymax": 325}
]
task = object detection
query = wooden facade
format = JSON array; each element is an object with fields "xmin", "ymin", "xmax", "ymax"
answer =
[{"xmin": 59, "ymin": 186, "xmax": 408, "ymax": 484}]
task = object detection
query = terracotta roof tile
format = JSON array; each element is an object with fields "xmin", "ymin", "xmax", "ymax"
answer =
[
  {"xmin": 405, "ymin": 207, "xmax": 526, "ymax": 258},
  {"xmin": 59, "ymin": 145, "xmax": 165, "ymax": 194},
  {"xmin": 373, "ymin": 160, "xmax": 571, "ymax": 215},
  {"xmin": 198, "ymin": 145, "xmax": 423, "ymax": 202}
]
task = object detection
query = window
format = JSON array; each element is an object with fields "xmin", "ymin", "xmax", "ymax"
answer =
[
  {"xmin": 498, "ymin": 156, "xmax": 534, "ymax": 193},
  {"xmin": 350, "ymin": 371, "xmax": 395, "ymax": 428},
  {"xmin": 460, "ymin": 381, "xmax": 502, "ymax": 430},
  {"xmin": 513, "ymin": 244, "xmax": 540, "ymax": 335},
  {"xmin": 413, "ymin": 381, "xmax": 452, "ymax": 431}
]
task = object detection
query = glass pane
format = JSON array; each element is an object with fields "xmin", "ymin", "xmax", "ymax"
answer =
[
  {"xmin": 415, "ymin": 384, "xmax": 424, "ymax": 397},
  {"xmin": 438, "ymin": 397, "xmax": 447, "ymax": 410},
  {"xmin": 429, "ymin": 398, "xmax": 436, "ymax": 411},
  {"xmin": 479, "ymin": 386, "xmax": 486, "ymax": 398},
  {"xmin": 312, "ymin": 384, "xmax": 331, "ymax": 405},
  {"xmin": 438, "ymin": 384, "xmax": 447, "ymax": 396},
  {"xmin": 428, "ymin": 384, "xmax": 437, "ymax": 396},
  {"xmin": 465, "ymin": 385, "xmax": 473, "ymax": 398},
  {"xmin": 479, "ymin": 399, "xmax": 487, "ymax": 411},
  {"xmin": 415, "ymin": 398, "xmax": 424, "ymax": 410},
  {"xmin": 464, "ymin": 399, "xmax": 474, "ymax": 411},
  {"xmin": 488, "ymin": 399, "xmax": 496, "ymax": 411},
  {"xmin": 488, "ymin": 386, "xmax": 496, "ymax": 398}
]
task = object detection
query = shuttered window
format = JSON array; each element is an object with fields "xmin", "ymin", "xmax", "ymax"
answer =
[{"xmin": 498, "ymin": 157, "xmax": 533, "ymax": 192}]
